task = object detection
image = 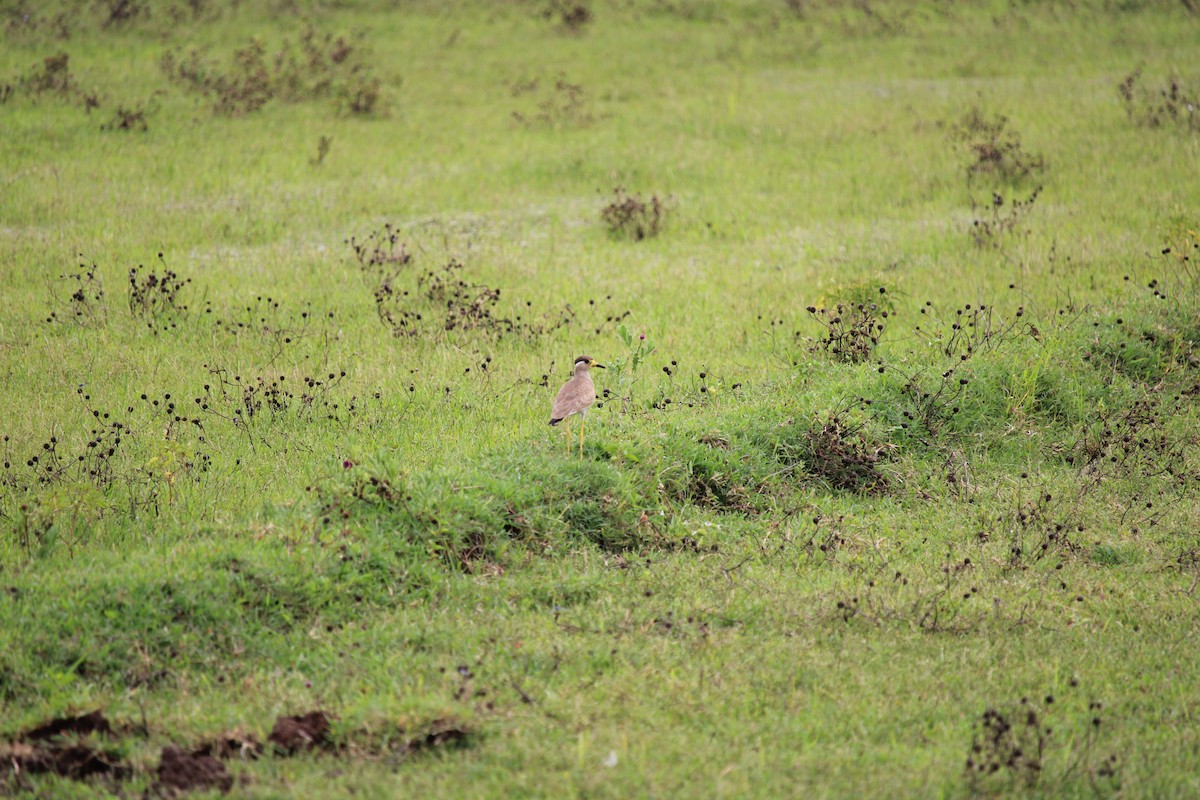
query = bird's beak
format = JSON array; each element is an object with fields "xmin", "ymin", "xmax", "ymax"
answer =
[{"xmin": 592, "ymin": 362, "xmax": 606, "ymax": 369}]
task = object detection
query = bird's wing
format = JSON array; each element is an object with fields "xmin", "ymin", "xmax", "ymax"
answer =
[
  {"xmin": 551, "ymin": 376, "xmax": 594, "ymax": 420},
  {"xmin": 550, "ymin": 380, "xmax": 577, "ymax": 420}
]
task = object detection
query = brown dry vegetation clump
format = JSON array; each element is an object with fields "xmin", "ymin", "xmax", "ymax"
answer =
[{"xmin": 601, "ymin": 187, "xmax": 670, "ymax": 241}]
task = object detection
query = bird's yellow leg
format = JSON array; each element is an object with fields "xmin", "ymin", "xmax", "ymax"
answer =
[
  {"xmin": 579, "ymin": 414, "xmax": 586, "ymax": 459},
  {"xmin": 564, "ymin": 417, "xmax": 572, "ymax": 457}
]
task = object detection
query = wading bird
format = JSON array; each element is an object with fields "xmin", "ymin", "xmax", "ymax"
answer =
[{"xmin": 549, "ymin": 355, "xmax": 605, "ymax": 457}]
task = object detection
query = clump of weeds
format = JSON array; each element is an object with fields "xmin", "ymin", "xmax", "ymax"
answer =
[
  {"xmin": 371, "ymin": 271, "xmax": 421, "ymax": 337},
  {"xmin": 160, "ymin": 26, "xmax": 385, "ymax": 117},
  {"xmin": 1083, "ymin": 239, "xmax": 1200, "ymax": 378},
  {"xmin": 970, "ymin": 187, "xmax": 1042, "ymax": 248},
  {"xmin": 981, "ymin": 486, "xmax": 1083, "ymax": 568},
  {"xmin": 770, "ymin": 399, "xmax": 892, "ymax": 494},
  {"xmin": 1, "ymin": 387, "xmax": 211, "ymax": 556},
  {"xmin": 431, "ymin": 261, "xmax": 573, "ymax": 339},
  {"xmin": 337, "ymin": 71, "xmax": 382, "ymax": 115},
  {"xmin": 949, "ymin": 106, "xmax": 1045, "ymax": 186},
  {"xmin": 200, "ymin": 365, "xmax": 370, "ymax": 443},
  {"xmin": 879, "ymin": 298, "xmax": 1022, "ymax": 441},
  {"xmin": 346, "ymin": 222, "xmax": 413, "ymax": 275},
  {"xmin": 419, "ymin": 260, "xmax": 508, "ymax": 334},
  {"xmin": 1159, "ymin": 216, "xmax": 1200, "ymax": 286},
  {"xmin": 802, "ymin": 286, "xmax": 891, "ymax": 364},
  {"xmin": 601, "ymin": 187, "xmax": 670, "ymax": 241},
  {"xmin": 100, "ymin": 104, "xmax": 147, "ymax": 131},
  {"xmin": 127, "ymin": 254, "xmax": 191, "ymax": 332},
  {"xmin": 310, "ymin": 134, "xmax": 333, "ymax": 166},
  {"xmin": 99, "ymin": 94, "xmax": 160, "ymax": 131},
  {"xmin": 96, "ymin": 0, "xmax": 149, "ymax": 28},
  {"xmin": 45, "ymin": 256, "xmax": 106, "ymax": 327},
  {"xmin": 645, "ymin": 355, "xmax": 743, "ymax": 414},
  {"xmin": 542, "ymin": 0, "xmax": 592, "ymax": 33},
  {"xmin": 914, "ymin": 298, "xmax": 1024, "ymax": 363},
  {"xmin": 511, "ymin": 74, "xmax": 594, "ymax": 127},
  {"xmin": 832, "ymin": 548, "xmax": 989, "ymax": 633},
  {"xmin": 1118, "ymin": 66, "xmax": 1200, "ymax": 133},
  {"xmin": 160, "ymin": 41, "xmax": 269, "ymax": 115},
  {"xmin": 1071, "ymin": 394, "xmax": 1192, "ymax": 487},
  {"xmin": 839, "ymin": 535, "xmax": 1097, "ymax": 635},
  {"xmin": 605, "ymin": 323, "xmax": 657, "ymax": 412},
  {"xmin": 799, "ymin": 409, "xmax": 891, "ymax": 494},
  {"xmin": 1063, "ymin": 389, "xmax": 1200, "ymax": 537},
  {"xmin": 859, "ymin": 550, "xmax": 986, "ymax": 632},
  {"xmin": 5, "ymin": 0, "xmax": 235, "ymax": 39},
  {"xmin": 346, "ymin": 232, "xmax": 572, "ymax": 342},
  {"xmin": 373, "ymin": 259, "xmax": 527, "ymax": 339},
  {"xmin": 1, "ymin": 355, "xmax": 377, "ymax": 555},
  {"xmin": 966, "ymin": 692, "xmax": 1119, "ymax": 795},
  {"xmin": 12, "ymin": 51, "xmax": 77, "ymax": 100},
  {"xmin": 209, "ymin": 296, "xmax": 339, "ymax": 366}
]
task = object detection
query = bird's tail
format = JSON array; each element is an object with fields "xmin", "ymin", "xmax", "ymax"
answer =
[{"xmin": 549, "ymin": 418, "xmax": 563, "ymax": 426}]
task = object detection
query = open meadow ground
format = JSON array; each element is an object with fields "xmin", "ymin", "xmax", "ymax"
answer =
[{"xmin": 2, "ymin": 0, "xmax": 1200, "ymax": 796}]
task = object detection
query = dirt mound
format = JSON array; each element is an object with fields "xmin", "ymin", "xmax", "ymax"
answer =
[
  {"xmin": 2, "ymin": 711, "xmax": 129, "ymax": 786},
  {"xmin": 267, "ymin": 711, "xmax": 331, "ymax": 754},
  {"xmin": 1, "ymin": 741, "xmax": 129, "ymax": 781},
  {"xmin": 155, "ymin": 745, "xmax": 233, "ymax": 795},
  {"xmin": 2, "ymin": 707, "xmax": 471, "ymax": 793},
  {"xmin": 24, "ymin": 710, "xmax": 113, "ymax": 740}
]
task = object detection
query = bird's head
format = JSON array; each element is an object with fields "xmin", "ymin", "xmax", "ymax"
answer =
[{"xmin": 574, "ymin": 355, "xmax": 605, "ymax": 372}]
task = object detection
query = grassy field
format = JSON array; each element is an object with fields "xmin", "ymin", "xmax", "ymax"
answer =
[{"xmin": 2, "ymin": 0, "xmax": 1200, "ymax": 796}]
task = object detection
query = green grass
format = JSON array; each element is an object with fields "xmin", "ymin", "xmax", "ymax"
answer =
[{"xmin": 3, "ymin": 0, "xmax": 1200, "ymax": 796}]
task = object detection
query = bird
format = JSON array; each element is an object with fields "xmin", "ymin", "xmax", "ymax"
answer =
[{"xmin": 549, "ymin": 355, "xmax": 605, "ymax": 457}]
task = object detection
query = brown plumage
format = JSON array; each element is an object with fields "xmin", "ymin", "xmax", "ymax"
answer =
[{"xmin": 550, "ymin": 355, "xmax": 605, "ymax": 457}]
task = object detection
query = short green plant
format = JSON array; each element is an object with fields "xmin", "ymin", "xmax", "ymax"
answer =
[{"xmin": 606, "ymin": 322, "xmax": 657, "ymax": 412}]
